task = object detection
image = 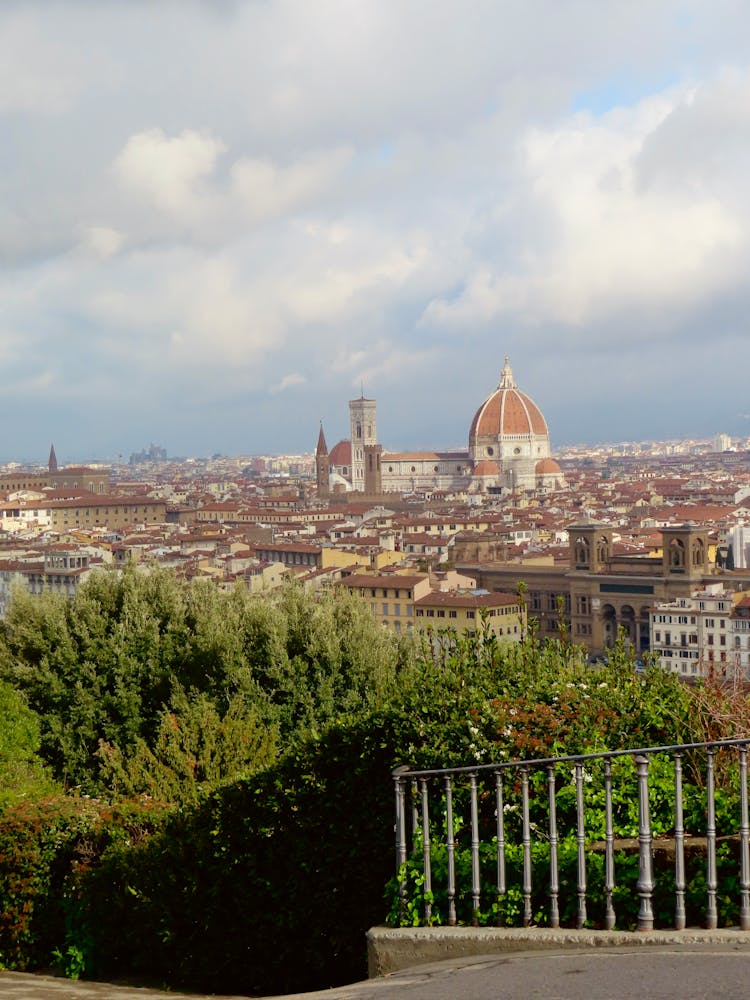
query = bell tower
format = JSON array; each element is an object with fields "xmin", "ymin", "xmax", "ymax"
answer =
[
  {"xmin": 348, "ymin": 395, "xmax": 377, "ymax": 492},
  {"xmin": 315, "ymin": 424, "xmax": 330, "ymax": 498},
  {"xmin": 662, "ymin": 524, "xmax": 709, "ymax": 579},
  {"xmin": 569, "ymin": 522, "xmax": 613, "ymax": 573}
]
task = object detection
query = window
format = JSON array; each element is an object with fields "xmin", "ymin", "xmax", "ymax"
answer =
[
  {"xmin": 406, "ymin": 606, "xmax": 413, "ymax": 617},
  {"xmin": 449, "ymin": 610, "xmax": 457, "ymax": 619},
  {"xmin": 416, "ymin": 609, "xmax": 424, "ymax": 617},
  {"xmin": 382, "ymin": 603, "xmax": 388, "ymax": 615},
  {"xmin": 467, "ymin": 610, "xmax": 475, "ymax": 619},
  {"xmin": 437, "ymin": 610, "xmax": 445, "ymax": 618},
  {"xmin": 393, "ymin": 604, "xmax": 401, "ymax": 616},
  {"xmin": 426, "ymin": 609, "xmax": 435, "ymax": 618}
]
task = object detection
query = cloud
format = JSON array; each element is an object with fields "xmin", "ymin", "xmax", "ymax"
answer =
[
  {"xmin": 422, "ymin": 79, "xmax": 746, "ymax": 335},
  {"xmin": 231, "ymin": 147, "xmax": 353, "ymax": 224},
  {"xmin": 269, "ymin": 373, "xmax": 306, "ymax": 395},
  {"xmin": 77, "ymin": 226, "xmax": 125, "ymax": 259},
  {"xmin": 4, "ymin": 2, "xmax": 750, "ymax": 455},
  {"xmin": 113, "ymin": 128, "xmax": 226, "ymax": 223}
]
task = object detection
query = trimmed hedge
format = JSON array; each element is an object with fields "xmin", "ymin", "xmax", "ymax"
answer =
[{"xmin": 0, "ymin": 717, "xmax": 400, "ymax": 994}]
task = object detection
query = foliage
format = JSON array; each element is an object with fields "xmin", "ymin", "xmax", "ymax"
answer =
[
  {"xmin": 0, "ymin": 681, "xmax": 59, "ymax": 810},
  {"xmin": 96, "ymin": 691, "xmax": 278, "ymax": 806},
  {"xmin": 3, "ymin": 574, "xmax": 750, "ymax": 992},
  {"xmin": 0, "ymin": 795, "xmax": 171, "ymax": 973},
  {"xmin": 0, "ymin": 569, "xmax": 408, "ymax": 796}
]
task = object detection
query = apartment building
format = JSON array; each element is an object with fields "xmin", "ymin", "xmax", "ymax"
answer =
[{"xmin": 649, "ymin": 582, "xmax": 739, "ymax": 678}]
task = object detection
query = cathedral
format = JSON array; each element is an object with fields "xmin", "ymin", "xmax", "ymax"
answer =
[{"xmin": 315, "ymin": 357, "xmax": 564, "ymax": 496}]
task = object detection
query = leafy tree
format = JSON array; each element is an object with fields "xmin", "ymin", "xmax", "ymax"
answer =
[
  {"xmin": 0, "ymin": 568, "xmax": 411, "ymax": 797},
  {"xmin": 0, "ymin": 681, "xmax": 59, "ymax": 810},
  {"xmin": 97, "ymin": 691, "xmax": 278, "ymax": 805}
]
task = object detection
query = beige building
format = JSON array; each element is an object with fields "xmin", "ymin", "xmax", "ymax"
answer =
[
  {"xmin": 414, "ymin": 590, "xmax": 525, "ymax": 640},
  {"xmin": 35, "ymin": 496, "xmax": 168, "ymax": 531},
  {"xmin": 649, "ymin": 582, "xmax": 738, "ymax": 679},
  {"xmin": 338, "ymin": 570, "xmax": 524, "ymax": 639},
  {"xmin": 457, "ymin": 522, "xmax": 750, "ymax": 657}
]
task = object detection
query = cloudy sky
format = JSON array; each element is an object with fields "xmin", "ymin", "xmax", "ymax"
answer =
[{"xmin": 3, "ymin": 1, "xmax": 750, "ymax": 462}]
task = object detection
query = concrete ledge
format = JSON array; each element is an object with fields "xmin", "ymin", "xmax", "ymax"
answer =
[{"xmin": 366, "ymin": 925, "xmax": 750, "ymax": 978}]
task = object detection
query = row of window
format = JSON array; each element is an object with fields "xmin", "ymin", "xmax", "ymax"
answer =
[{"xmin": 371, "ymin": 603, "xmax": 414, "ymax": 617}]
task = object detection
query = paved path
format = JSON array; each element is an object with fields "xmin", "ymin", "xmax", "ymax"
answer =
[{"xmin": 5, "ymin": 946, "xmax": 750, "ymax": 1000}]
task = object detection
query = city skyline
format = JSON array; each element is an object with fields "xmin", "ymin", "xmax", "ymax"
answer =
[{"xmin": 4, "ymin": 2, "xmax": 750, "ymax": 458}]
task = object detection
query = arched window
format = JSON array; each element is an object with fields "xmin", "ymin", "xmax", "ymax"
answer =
[
  {"xmin": 692, "ymin": 538, "xmax": 704, "ymax": 567},
  {"xmin": 575, "ymin": 536, "xmax": 590, "ymax": 566},
  {"xmin": 596, "ymin": 536, "xmax": 609, "ymax": 564},
  {"xmin": 670, "ymin": 538, "xmax": 686, "ymax": 568},
  {"xmin": 356, "ymin": 422, "xmax": 362, "ymax": 439}
]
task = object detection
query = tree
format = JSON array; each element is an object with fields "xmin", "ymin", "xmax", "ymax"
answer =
[{"xmin": 0, "ymin": 681, "xmax": 59, "ymax": 810}]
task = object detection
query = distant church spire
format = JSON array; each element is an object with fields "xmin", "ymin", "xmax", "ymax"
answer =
[
  {"xmin": 316, "ymin": 422, "xmax": 328, "ymax": 456},
  {"xmin": 498, "ymin": 356, "xmax": 515, "ymax": 389},
  {"xmin": 48, "ymin": 443, "xmax": 58, "ymax": 473}
]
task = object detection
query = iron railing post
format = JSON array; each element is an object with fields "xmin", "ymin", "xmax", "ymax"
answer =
[
  {"xmin": 470, "ymin": 772, "xmax": 481, "ymax": 926},
  {"xmin": 740, "ymin": 747, "xmax": 750, "ymax": 930},
  {"xmin": 445, "ymin": 775, "xmax": 456, "ymax": 926},
  {"xmin": 420, "ymin": 778, "xmax": 432, "ymax": 923},
  {"xmin": 635, "ymin": 754, "xmax": 654, "ymax": 931},
  {"xmin": 673, "ymin": 753, "xmax": 685, "ymax": 930},
  {"xmin": 604, "ymin": 757, "xmax": 615, "ymax": 930},
  {"xmin": 575, "ymin": 761, "xmax": 587, "ymax": 929},
  {"xmin": 521, "ymin": 766, "xmax": 532, "ymax": 927},
  {"xmin": 547, "ymin": 763, "xmax": 559, "ymax": 928},
  {"xmin": 393, "ymin": 766, "xmax": 409, "ymax": 923},
  {"xmin": 706, "ymin": 749, "xmax": 717, "ymax": 929},
  {"xmin": 495, "ymin": 770, "xmax": 506, "ymax": 923}
]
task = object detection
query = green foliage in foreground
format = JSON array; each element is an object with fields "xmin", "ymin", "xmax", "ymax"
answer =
[
  {"xmin": 0, "ymin": 569, "xmax": 747, "ymax": 993},
  {"xmin": 0, "ymin": 681, "xmax": 59, "ymax": 809},
  {"xmin": 0, "ymin": 568, "xmax": 409, "ymax": 798}
]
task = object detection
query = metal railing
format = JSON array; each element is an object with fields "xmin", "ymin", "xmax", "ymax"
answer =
[{"xmin": 393, "ymin": 739, "xmax": 750, "ymax": 931}]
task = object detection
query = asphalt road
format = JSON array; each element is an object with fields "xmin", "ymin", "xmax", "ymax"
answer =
[{"xmin": 4, "ymin": 946, "xmax": 750, "ymax": 1000}]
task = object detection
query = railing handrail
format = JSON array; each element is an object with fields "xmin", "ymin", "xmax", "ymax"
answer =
[
  {"xmin": 391, "ymin": 736, "xmax": 750, "ymax": 932},
  {"xmin": 392, "ymin": 735, "xmax": 750, "ymax": 780}
]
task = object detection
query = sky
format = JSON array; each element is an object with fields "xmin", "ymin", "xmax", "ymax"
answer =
[{"xmin": 3, "ymin": 0, "xmax": 750, "ymax": 463}]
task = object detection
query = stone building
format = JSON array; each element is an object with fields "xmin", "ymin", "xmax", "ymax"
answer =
[{"xmin": 315, "ymin": 357, "xmax": 565, "ymax": 496}]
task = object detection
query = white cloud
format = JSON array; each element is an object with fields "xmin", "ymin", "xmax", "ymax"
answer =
[
  {"xmin": 78, "ymin": 226, "xmax": 125, "ymax": 259},
  {"xmin": 423, "ymin": 79, "xmax": 746, "ymax": 333},
  {"xmin": 113, "ymin": 128, "xmax": 226, "ymax": 222},
  {"xmin": 4, "ymin": 2, "xmax": 750, "ymax": 453},
  {"xmin": 231, "ymin": 147, "xmax": 353, "ymax": 224},
  {"xmin": 269, "ymin": 373, "xmax": 306, "ymax": 394}
]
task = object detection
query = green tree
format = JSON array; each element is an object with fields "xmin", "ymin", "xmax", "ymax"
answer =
[{"xmin": 0, "ymin": 681, "xmax": 59, "ymax": 810}]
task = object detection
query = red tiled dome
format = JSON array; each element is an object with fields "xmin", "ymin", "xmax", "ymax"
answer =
[
  {"xmin": 536, "ymin": 458, "xmax": 561, "ymax": 474},
  {"xmin": 472, "ymin": 460, "xmax": 500, "ymax": 477},
  {"xmin": 328, "ymin": 440, "xmax": 352, "ymax": 466},
  {"xmin": 470, "ymin": 374, "xmax": 548, "ymax": 439}
]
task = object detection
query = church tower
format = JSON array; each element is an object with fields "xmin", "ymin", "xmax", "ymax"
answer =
[
  {"xmin": 315, "ymin": 424, "xmax": 330, "ymax": 498},
  {"xmin": 364, "ymin": 443, "xmax": 382, "ymax": 495},
  {"xmin": 661, "ymin": 524, "xmax": 709, "ymax": 580},
  {"xmin": 348, "ymin": 395, "xmax": 377, "ymax": 492},
  {"xmin": 48, "ymin": 443, "xmax": 58, "ymax": 474}
]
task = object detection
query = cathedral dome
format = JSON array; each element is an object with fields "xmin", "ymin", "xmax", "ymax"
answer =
[
  {"xmin": 472, "ymin": 460, "xmax": 500, "ymax": 477},
  {"xmin": 468, "ymin": 357, "xmax": 551, "ymax": 490},
  {"xmin": 469, "ymin": 358, "xmax": 548, "ymax": 441},
  {"xmin": 328, "ymin": 440, "xmax": 352, "ymax": 468},
  {"xmin": 535, "ymin": 458, "xmax": 561, "ymax": 474}
]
